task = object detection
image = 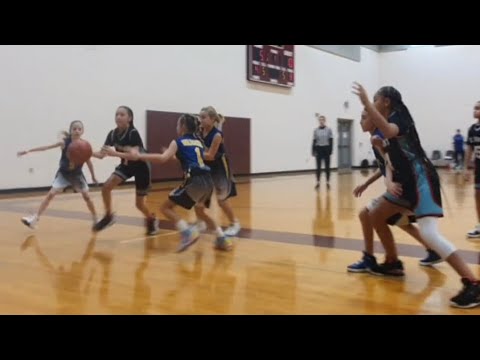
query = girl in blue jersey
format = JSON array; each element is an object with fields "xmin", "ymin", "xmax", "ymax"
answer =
[
  {"xmin": 17, "ymin": 121, "xmax": 98, "ymax": 229},
  {"xmin": 197, "ymin": 106, "xmax": 240, "ymax": 237},
  {"xmin": 106, "ymin": 114, "xmax": 232, "ymax": 253},
  {"xmin": 353, "ymin": 83, "xmax": 480, "ymax": 309}
]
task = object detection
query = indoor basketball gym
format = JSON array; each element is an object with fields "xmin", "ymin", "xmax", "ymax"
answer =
[{"xmin": 0, "ymin": 45, "xmax": 479, "ymax": 314}]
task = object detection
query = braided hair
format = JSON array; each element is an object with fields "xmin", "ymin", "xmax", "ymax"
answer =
[{"xmin": 376, "ymin": 86, "xmax": 429, "ymax": 163}]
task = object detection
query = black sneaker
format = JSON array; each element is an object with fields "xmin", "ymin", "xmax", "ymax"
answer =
[
  {"xmin": 93, "ymin": 213, "xmax": 115, "ymax": 233},
  {"xmin": 419, "ymin": 249, "xmax": 443, "ymax": 266},
  {"xmin": 146, "ymin": 216, "xmax": 159, "ymax": 236},
  {"xmin": 467, "ymin": 229, "xmax": 480, "ymax": 239},
  {"xmin": 450, "ymin": 278, "xmax": 480, "ymax": 309},
  {"xmin": 369, "ymin": 260, "xmax": 405, "ymax": 277}
]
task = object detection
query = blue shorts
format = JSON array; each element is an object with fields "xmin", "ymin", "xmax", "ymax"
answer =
[
  {"xmin": 367, "ymin": 195, "xmax": 416, "ymax": 226},
  {"xmin": 169, "ymin": 173, "xmax": 214, "ymax": 210},
  {"xmin": 52, "ymin": 171, "xmax": 88, "ymax": 193},
  {"xmin": 384, "ymin": 161, "xmax": 443, "ymax": 219}
]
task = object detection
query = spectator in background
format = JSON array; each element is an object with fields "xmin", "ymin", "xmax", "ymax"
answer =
[{"xmin": 454, "ymin": 129, "xmax": 465, "ymax": 169}]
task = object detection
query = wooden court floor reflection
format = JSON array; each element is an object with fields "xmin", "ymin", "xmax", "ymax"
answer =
[{"xmin": 0, "ymin": 169, "xmax": 479, "ymax": 314}]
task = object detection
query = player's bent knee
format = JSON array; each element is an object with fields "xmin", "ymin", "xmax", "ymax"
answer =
[{"xmin": 417, "ymin": 217, "xmax": 456, "ymax": 259}]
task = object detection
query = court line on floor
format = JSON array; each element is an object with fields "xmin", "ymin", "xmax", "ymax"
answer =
[
  {"xmin": 119, "ymin": 232, "xmax": 178, "ymax": 244},
  {"xmin": 2, "ymin": 203, "xmax": 480, "ymax": 265}
]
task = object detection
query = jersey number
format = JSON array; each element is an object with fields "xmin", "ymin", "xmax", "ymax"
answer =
[
  {"xmin": 475, "ymin": 146, "xmax": 480, "ymax": 160},
  {"xmin": 195, "ymin": 147, "xmax": 205, "ymax": 167}
]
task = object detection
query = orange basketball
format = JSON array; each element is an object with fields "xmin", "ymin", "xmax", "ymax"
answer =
[{"xmin": 67, "ymin": 139, "xmax": 93, "ymax": 166}]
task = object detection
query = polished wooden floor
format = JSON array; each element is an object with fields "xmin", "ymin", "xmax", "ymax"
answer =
[{"xmin": 1, "ymin": 169, "xmax": 479, "ymax": 315}]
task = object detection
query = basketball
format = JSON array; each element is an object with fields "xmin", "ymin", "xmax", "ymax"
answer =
[{"xmin": 67, "ymin": 139, "xmax": 93, "ymax": 165}]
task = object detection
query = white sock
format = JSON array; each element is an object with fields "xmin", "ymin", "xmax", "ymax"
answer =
[
  {"xmin": 216, "ymin": 227, "xmax": 225, "ymax": 237},
  {"xmin": 176, "ymin": 220, "xmax": 189, "ymax": 232}
]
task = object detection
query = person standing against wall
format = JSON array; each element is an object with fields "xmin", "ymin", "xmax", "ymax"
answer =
[
  {"xmin": 465, "ymin": 102, "xmax": 480, "ymax": 238},
  {"xmin": 453, "ymin": 129, "xmax": 465, "ymax": 170},
  {"xmin": 312, "ymin": 115, "xmax": 333, "ymax": 190}
]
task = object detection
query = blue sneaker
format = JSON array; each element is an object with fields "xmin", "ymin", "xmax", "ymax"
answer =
[
  {"xmin": 347, "ymin": 251, "xmax": 377, "ymax": 273},
  {"xmin": 214, "ymin": 236, "xmax": 233, "ymax": 251},
  {"xmin": 176, "ymin": 227, "xmax": 200, "ymax": 253},
  {"xmin": 419, "ymin": 249, "xmax": 443, "ymax": 266}
]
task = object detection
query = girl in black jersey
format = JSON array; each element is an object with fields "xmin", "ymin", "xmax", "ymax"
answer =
[
  {"xmin": 465, "ymin": 101, "xmax": 480, "ymax": 238},
  {"xmin": 353, "ymin": 83, "xmax": 480, "ymax": 309},
  {"xmin": 197, "ymin": 106, "xmax": 240, "ymax": 237},
  {"xmin": 93, "ymin": 106, "xmax": 158, "ymax": 236}
]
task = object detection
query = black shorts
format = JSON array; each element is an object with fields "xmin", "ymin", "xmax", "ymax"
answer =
[
  {"xmin": 475, "ymin": 165, "xmax": 480, "ymax": 190},
  {"xmin": 113, "ymin": 161, "xmax": 151, "ymax": 196},
  {"xmin": 386, "ymin": 213, "xmax": 416, "ymax": 226},
  {"xmin": 169, "ymin": 173, "xmax": 214, "ymax": 210}
]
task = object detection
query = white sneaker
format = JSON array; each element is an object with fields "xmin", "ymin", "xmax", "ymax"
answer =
[
  {"xmin": 467, "ymin": 225, "xmax": 480, "ymax": 239},
  {"xmin": 176, "ymin": 226, "xmax": 200, "ymax": 253},
  {"xmin": 21, "ymin": 215, "xmax": 38, "ymax": 229},
  {"xmin": 195, "ymin": 221, "xmax": 208, "ymax": 233},
  {"xmin": 225, "ymin": 222, "xmax": 241, "ymax": 237}
]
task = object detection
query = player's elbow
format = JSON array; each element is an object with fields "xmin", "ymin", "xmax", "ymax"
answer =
[
  {"xmin": 382, "ymin": 128, "xmax": 399, "ymax": 139},
  {"xmin": 147, "ymin": 155, "xmax": 164, "ymax": 164}
]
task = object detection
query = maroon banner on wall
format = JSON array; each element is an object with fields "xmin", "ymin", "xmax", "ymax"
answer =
[{"xmin": 146, "ymin": 111, "xmax": 251, "ymax": 181}]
